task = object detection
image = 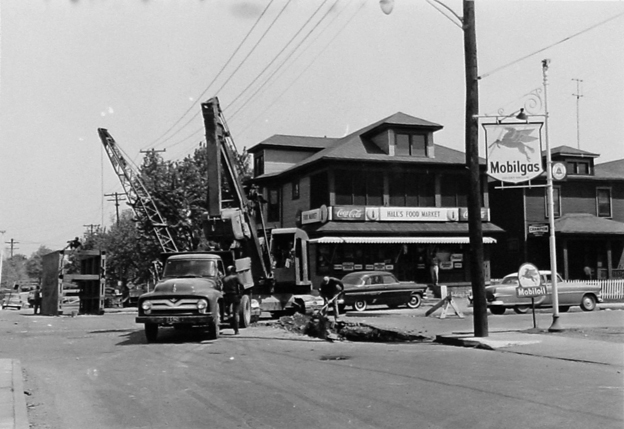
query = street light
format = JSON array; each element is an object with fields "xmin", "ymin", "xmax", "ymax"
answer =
[{"xmin": 381, "ymin": 0, "xmax": 488, "ymax": 337}]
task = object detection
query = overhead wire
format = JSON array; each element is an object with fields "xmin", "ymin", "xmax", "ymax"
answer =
[
  {"xmin": 147, "ymin": 0, "xmax": 293, "ymax": 156},
  {"xmin": 479, "ymin": 11, "xmax": 624, "ymax": 80},
  {"xmin": 224, "ymin": 0, "xmax": 331, "ymax": 115},
  {"xmin": 235, "ymin": 0, "xmax": 365, "ymax": 137},
  {"xmin": 227, "ymin": 0, "xmax": 341, "ymax": 122},
  {"xmin": 141, "ymin": 0, "xmax": 278, "ymax": 152}
]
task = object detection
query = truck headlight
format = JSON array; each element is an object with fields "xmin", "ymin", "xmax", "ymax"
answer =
[
  {"xmin": 197, "ymin": 299, "xmax": 208, "ymax": 313},
  {"xmin": 141, "ymin": 301, "xmax": 152, "ymax": 314}
]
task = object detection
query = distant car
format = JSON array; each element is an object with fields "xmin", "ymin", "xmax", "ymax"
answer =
[
  {"xmin": 484, "ymin": 271, "xmax": 602, "ymax": 315},
  {"xmin": 2, "ymin": 292, "xmax": 24, "ymax": 310},
  {"xmin": 340, "ymin": 271, "xmax": 427, "ymax": 312}
]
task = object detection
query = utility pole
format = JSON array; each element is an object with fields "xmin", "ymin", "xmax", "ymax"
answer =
[
  {"xmin": 463, "ymin": 0, "xmax": 488, "ymax": 337},
  {"xmin": 0, "ymin": 230, "xmax": 5, "ymax": 288},
  {"xmin": 5, "ymin": 238, "xmax": 19, "ymax": 258},
  {"xmin": 105, "ymin": 192, "xmax": 127, "ymax": 226},
  {"xmin": 140, "ymin": 148, "xmax": 167, "ymax": 156},
  {"xmin": 572, "ymin": 78, "xmax": 583, "ymax": 149}
]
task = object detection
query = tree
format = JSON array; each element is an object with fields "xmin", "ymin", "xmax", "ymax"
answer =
[
  {"xmin": 25, "ymin": 246, "xmax": 54, "ymax": 283},
  {"xmin": 1, "ymin": 254, "xmax": 29, "ymax": 289}
]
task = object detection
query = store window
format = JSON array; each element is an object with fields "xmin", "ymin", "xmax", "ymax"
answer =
[
  {"xmin": 267, "ymin": 188, "xmax": 280, "ymax": 222},
  {"xmin": 310, "ymin": 172, "xmax": 329, "ymax": 208},
  {"xmin": 335, "ymin": 169, "xmax": 383, "ymax": 205},
  {"xmin": 597, "ymin": 188, "xmax": 612, "ymax": 217},
  {"xmin": 566, "ymin": 161, "xmax": 591, "ymax": 175},
  {"xmin": 440, "ymin": 174, "xmax": 467, "ymax": 207},
  {"xmin": 254, "ymin": 152, "xmax": 264, "ymax": 177},
  {"xmin": 389, "ymin": 172, "xmax": 434, "ymax": 207},
  {"xmin": 292, "ymin": 179, "xmax": 300, "ymax": 200}
]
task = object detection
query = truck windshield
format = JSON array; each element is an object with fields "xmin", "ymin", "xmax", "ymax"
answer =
[{"xmin": 163, "ymin": 260, "xmax": 217, "ymax": 278}]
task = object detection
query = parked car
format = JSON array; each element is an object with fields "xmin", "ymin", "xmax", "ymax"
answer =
[
  {"xmin": 2, "ymin": 292, "xmax": 26, "ymax": 310},
  {"xmin": 340, "ymin": 271, "xmax": 427, "ymax": 312},
  {"xmin": 483, "ymin": 270, "xmax": 602, "ymax": 315}
]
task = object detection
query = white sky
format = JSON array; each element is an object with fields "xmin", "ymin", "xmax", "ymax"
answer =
[{"xmin": 1, "ymin": 0, "xmax": 623, "ymax": 257}]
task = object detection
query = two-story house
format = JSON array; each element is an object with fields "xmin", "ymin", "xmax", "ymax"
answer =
[
  {"xmin": 248, "ymin": 112, "xmax": 504, "ymax": 288},
  {"xmin": 489, "ymin": 146, "xmax": 624, "ymax": 280}
]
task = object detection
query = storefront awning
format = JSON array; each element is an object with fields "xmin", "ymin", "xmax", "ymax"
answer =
[{"xmin": 308, "ymin": 236, "xmax": 497, "ymax": 244}]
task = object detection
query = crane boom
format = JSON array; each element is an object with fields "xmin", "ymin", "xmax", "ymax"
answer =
[
  {"xmin": 98, "ymin": 128, "xmax": 179, "ymax": 254},
  {"xmin": 201, "ymin": 98, "xmax": 273, "ymax": 282}
]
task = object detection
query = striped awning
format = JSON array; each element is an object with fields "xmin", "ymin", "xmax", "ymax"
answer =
[{"xmin": 307, "ymin": 236, "xmax": 496, "ymax": 244}]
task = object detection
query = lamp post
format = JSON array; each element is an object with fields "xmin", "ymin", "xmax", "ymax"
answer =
[{"xmin": 381, "ymin": 0, "xmax": 488, "ymax": 336}]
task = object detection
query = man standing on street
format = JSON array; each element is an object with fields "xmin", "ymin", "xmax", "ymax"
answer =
[
  {"xmin": 222, "ymin": 266, "xmax": 244, "ymax": 335},
  {"xmin": 33, "ymin": 286, "xmax": 42, "ymax": 315},
  {"xmin": 319, "ymin": 276, "xmax": 344, "ymax": 322}
]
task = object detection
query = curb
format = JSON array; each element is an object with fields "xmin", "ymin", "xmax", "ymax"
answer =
[
  {"xmin": 435, "ymin": 334, "xmax": 541, "ymax": 350},
  {"xmin": 12, "ymin": 360, "xmax": 28, "ymax": 429}
]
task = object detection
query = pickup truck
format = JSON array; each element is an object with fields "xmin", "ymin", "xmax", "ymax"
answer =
[{"xmin": 136, "ymin": 253, "xmax": 237, "ymax": 342}]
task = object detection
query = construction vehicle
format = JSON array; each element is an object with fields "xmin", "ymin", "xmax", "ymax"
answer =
[{"xmin": 102, "ymin": 98, "xmax": 322, "ymax": 342}]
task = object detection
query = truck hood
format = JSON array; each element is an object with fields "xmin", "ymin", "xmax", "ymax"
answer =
[{"xmin": 152, "ymin": 278, "xmax": 218, "ymax": 294}]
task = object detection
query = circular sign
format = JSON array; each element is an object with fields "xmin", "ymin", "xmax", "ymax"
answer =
[
  {"xmin": 517, "ymin": 263, "xmax": 541, "ymax": 287},
  {"xmin": 552, "ymin": 162, "xmax": 567, "ymax": 181},
  {"xmin": 320, "ymin": 205, "xmax": 329, "ymax": 223}
]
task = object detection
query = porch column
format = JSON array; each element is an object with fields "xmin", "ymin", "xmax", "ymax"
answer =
[
  {"xmin": 607, "ymin": 240, "xmax": 613, "ymax": 279},
  {"xmin": 561, "ymin": 238, "xmax": 569, "ymax": 280}
]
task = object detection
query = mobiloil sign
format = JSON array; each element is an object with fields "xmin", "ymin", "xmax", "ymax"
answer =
[{"xmin": 483, "ymin": 123, "xmax": 544, "ymax": 184}]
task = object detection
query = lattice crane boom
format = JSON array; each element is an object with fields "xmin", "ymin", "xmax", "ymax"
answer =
[{"xmin": 98, "ymin": 128, "xmax": 179, "ymax": 254}]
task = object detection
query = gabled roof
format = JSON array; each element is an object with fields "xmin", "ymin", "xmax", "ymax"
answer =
[
  {"xmin": 555, "ymin": 213, "xmax": 624, "ymax": 235},
  {"xmin": 544, "ymin": 145, "xmax": 599, "ymax": 158},
  {"xmin": 253, "ymin": 112, "xmax": 473, "ymax": 179},
  {"xmin": 248, "ymin": 134, "xmax": 335, "ymax": 153},
  {"xmin": 595, "ymin": 158, "xmax": 624, "ymax": 179}
]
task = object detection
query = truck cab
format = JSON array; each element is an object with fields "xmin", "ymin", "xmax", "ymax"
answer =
[{"xmin": 136, "ymin": 253, "xmax": 226, "ymax": 342}]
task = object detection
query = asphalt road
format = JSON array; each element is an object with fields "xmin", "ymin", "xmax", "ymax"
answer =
[{"xmin": 1, "ymin": 305, "xmax": 622, "ymax": 429}]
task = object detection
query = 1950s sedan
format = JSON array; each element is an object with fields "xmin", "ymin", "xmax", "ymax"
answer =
[
  {"xmin": 484, "ymin": 271, "xmax": 602, "ymax": 315},
  {"xmin": 340, "ymin": 271, "xmax": 427, "ymax": 312}
]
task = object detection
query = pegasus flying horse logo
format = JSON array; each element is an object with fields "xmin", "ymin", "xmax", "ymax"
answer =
[{"xmin": 488, "ymin": 127, "xmax": 538, "ymax": 162}]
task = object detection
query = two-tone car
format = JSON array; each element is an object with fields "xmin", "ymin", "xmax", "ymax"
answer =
[
  {"xmin": 485, "ymin": 270, "xmax": 602, "ymax": 315},
  {"xmin": 340, "ymin": 271, "xmax": 427, "ymax": 312}
]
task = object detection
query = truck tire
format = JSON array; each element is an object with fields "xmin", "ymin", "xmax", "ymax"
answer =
[
  {"xmin": 145, "ymin": 324, "xmax": 158, "ymax": 343},
  {"xmin": 239, "ymin": 295, "xmax": 251, "ymax": 328},
  {"xmin": 207, "ymin": 302, "xmax": 220, "ymax": 340}
]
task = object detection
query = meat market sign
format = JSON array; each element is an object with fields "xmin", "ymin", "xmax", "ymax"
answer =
[{"xmin": 483, "ymin": 123, "xmax": 544, "ymax": 183}]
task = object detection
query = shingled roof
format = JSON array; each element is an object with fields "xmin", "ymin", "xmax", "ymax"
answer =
[
  {"xmin": 249, "ymin": 134, "xmax": 335, "ymax": 152},
  {"xmin": 555, "ymin": 213, "xmax": 624, "ymax": 235},
  {"xmin": 595, "ymin": 158, "xmax": 624, "ymax": 180},
  {"xmin": 254, "ymin": 112, "xmax": 476, "ymax": 179}
]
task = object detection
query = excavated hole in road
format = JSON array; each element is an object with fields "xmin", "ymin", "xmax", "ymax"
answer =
[{"xmin": 277, "ymin": 313, "xmax": 434, "ymax": 343}]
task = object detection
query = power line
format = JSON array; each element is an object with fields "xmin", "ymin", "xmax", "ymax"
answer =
[
  {"xmin": 228, "ymin": 0, "xmax": 340, "ymax": 121},
  {"xmin": 479, "ymin": 11, "xmax": 624, "ymax": 80},
  {"xmin": 143, "ymin": 0, "xmax": 278, "ymax": 151},
  {"xmin": 224, "ymin": 0, "xmax": 331, "ymax": 115}
]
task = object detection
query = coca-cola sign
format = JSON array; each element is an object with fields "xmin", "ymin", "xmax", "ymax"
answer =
[{"xmin": 333, "ymin": 206, "xmax": 365, "ymax": 221}]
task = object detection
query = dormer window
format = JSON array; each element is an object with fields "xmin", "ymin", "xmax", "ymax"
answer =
[
  {"xmin": 566, "ymin": 160, "xmax": 591, "ymax": 175},
  {"xmin": 396, "ymin": 133, "xmax": 426, "ymax": 157}
]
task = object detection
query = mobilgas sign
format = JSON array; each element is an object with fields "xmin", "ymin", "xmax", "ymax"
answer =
[{"xmin": 483, "ymin": 123, "xmax": 544, "ymax": 184}]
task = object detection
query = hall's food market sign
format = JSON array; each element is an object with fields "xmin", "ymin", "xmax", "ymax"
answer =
[
  {"xmin": 301, "ymin": 206, "xmax": 490, "ymax": 223},
  {"xmin": 483, "ymin": 123, "xmax": 544, "ymax": 183}
]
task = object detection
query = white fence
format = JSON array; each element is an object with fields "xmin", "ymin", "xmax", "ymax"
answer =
[{"xmin": 586, "ymin": 279, "xmax": 624, "ymax": 301}]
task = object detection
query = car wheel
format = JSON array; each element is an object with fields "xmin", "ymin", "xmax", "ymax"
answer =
[
  {"xmin": 580, "ymin": 294, "xmax": 597, "ymax": 312},
  {"xmin": 406, "ymin": 294, "xmax": 422, "ymax": 309},
  {"xmin": 513, "ymin": 305, "xmax": 530, "ymax": 314},
  {"xmin": 145, "ymin": 324, "xmax": 158, "ymax": 342},
  {"xmin": 353, "ymin": 300, "xmax": 367, "ymax": 312},
  {"xmin": 559, "ymin": 306, "xmax": 570, "ymax": 313},
  {"xmin": 490, "ymin": 306, "xmax": 506, "ymax": 315},
  {"xmin": 239, "ymin": 295, "xmax": 251, "ymax": 328}
]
